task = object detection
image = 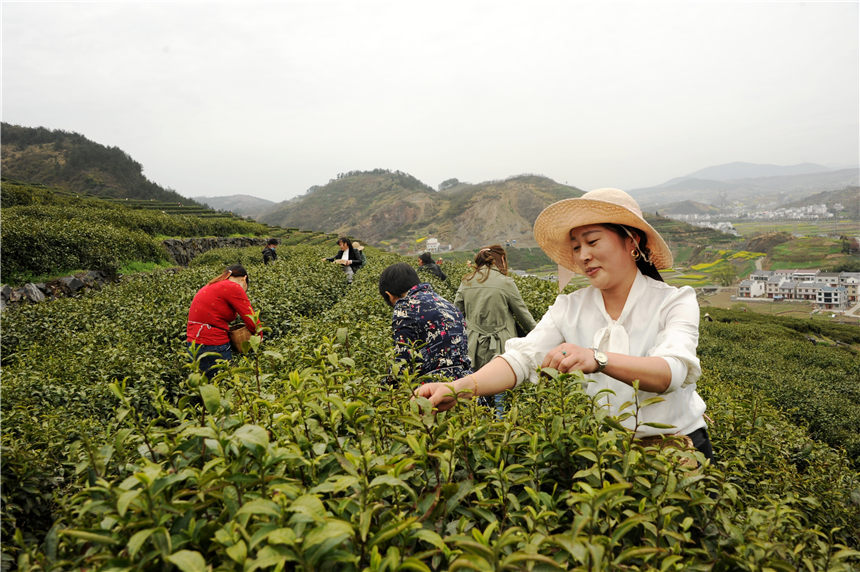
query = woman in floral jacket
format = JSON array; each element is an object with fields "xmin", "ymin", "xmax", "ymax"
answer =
[{"xmin": 379, "ymin": 262, "xmax": 472, "ymax": 384}]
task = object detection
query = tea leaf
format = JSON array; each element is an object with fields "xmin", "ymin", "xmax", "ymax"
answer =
[
  {"xmin": 166, "ymin": 549, "xmax": 207, "ymax": 572},
  {"xmin": 233, "ymin": 424, "xmax": 269, "ymax": 451},
  {"xmin": 237, "ymin": 499, "xmax": 281, "ymax": 518},
  {"xmin": 199, "ymin": 384, "xmax": 220, "ymax": 414}
]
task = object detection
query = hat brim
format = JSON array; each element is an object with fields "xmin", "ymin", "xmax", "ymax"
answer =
[{"xmin": 533, "ymin": 197, "xmax": 673, "ymax": 274}]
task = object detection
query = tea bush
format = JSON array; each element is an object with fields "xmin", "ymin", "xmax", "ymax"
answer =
[
  {"xmin": 1, "ymin": 209, "xmax": 167, "ymax": 280},
  {"xmin": 0, "ymin": 181, "xmax": 270, "ymax": 283},
  {"xmin": 697, "ymin": 313, "xmax": 860, "ymax": 460},
  {"xmin": 2, "ymin": 245, "xmax": 859, "ymax": 570}
]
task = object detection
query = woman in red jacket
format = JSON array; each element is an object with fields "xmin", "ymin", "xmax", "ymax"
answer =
[{"xmin": 186, "ymin": 264, "xmax": 260, "ymax": 378}]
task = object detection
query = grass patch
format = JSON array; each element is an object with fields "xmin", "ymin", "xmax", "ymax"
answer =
[{"xmin": 733, "ymin": 220, "xmax": 860, "ymax": 237}]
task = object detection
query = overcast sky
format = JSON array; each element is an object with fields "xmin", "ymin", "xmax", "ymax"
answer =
[{"xmin": 2, "ymin": 1, "xmax": 858, "ymax": 202}]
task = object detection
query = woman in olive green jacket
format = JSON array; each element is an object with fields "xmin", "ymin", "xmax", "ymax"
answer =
[{"xmin": 455, "ymin": 246, "xmax": 536, "ymax": 413}]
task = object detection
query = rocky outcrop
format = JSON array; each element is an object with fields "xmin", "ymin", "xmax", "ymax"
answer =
[
  {"xmin": 2, "ymin": 237, "xmax": 267, "ymax": 309},
  {"xmin": 1, "ymin": 270, "xmax": 111, "ymax": 310}
]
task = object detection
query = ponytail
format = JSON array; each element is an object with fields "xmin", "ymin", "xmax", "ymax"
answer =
[
  {"xmin": 463, "ymin": 245, "xmax": 508, "ymax": 283},
  {"xmin": 206, "ymin": 264, "xmax": 249, "ymax": 286}
]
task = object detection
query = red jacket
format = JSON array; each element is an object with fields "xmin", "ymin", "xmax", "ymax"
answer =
[{"xmin": 186, "ymin": 280, "xmax": 259, "ymax": 345}]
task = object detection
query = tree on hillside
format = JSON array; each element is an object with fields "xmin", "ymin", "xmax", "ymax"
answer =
[{"xmin": 714, "ymin": 264, "xmax": 737, "ymax": 286}]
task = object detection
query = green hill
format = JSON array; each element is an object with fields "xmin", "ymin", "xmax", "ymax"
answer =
[
  {"xmin": 260, "ymin": 171, "xmax": 585, "ymax": 251},
  {"xmin": 1, "ymin": 123, "xmax": 201, "ymax": 205}
]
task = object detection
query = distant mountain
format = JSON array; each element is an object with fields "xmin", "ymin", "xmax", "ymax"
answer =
[
  {"xmin": 632, "ymin": 162, "xmax": 859, "ymax": 211},
  {"xmin": 193, "ymin": 194, "xmax": 276, "ymax": 218},
  {"xmin": 658, "ymin": 200, "xmax": 723, "ymax": 216},
  {"xmin": 681, "ymin": 161, "xmax": 833, "ymax": 181},
  {"xmin": 0, "ymin": 123, "xmax": 201, "ymax": 205},
  {"xmin": 259, "ymin": 171, "xmax": 584, "ymax": 250}
]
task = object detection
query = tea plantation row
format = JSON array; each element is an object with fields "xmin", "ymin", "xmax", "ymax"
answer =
[
  {"xmin": 1, "ymin": 245, "xmax": 858, "ymax": 570},
  {"xmin": 0, "ymin": 180, "xmax": 272, "ymax": 284}
]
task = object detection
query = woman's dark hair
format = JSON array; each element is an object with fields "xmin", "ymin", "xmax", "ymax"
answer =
[
  {"xmin": 338, "ymin": 237, "xmax": 353, "ymax": 249},
  {"xmin": 267, "ymin": 238, "xmax": 279, "ymax": 246},
  {"xmin": 207, "ymin": 264, "xmax": 249, "ymax": 286},
  {"xmin": 464, "ymin": 244, "xmax": 508, "ymax": 283},
  {"xmin": 603, "ymin": 224, "xmax": 664, "ymax": 282},
  {"xmin": 378, "ymin": 262, "xmax": 420, "ymax": 306},
  {"xmin": 418, "ymin": 252, "xmax": 434, "ymax": 265}
]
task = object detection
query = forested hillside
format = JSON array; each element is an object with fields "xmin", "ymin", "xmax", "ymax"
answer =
[
  {"xmin": 259, "ymin": 171, "xmax": 585, "ymax": 251},
  {"xmin": 1, "ymin": 123, "xmax": 199, "ymax": 205}
]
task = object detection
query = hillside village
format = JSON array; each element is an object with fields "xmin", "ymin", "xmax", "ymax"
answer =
[{"xmin": 737, "ymin": 269, "xmax": 859, "ymax": 310}]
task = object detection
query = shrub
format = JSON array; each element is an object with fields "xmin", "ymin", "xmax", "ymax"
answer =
[{"xmin": 1, "ymin": 247, "xmax": 858, "ymax": 570}]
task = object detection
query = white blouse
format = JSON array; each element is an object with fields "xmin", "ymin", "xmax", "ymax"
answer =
[{"xmin": 502, "ymin": 271, "xmax": 706, "ymax": 437}]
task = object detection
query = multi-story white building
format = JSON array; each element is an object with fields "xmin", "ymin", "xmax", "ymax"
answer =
[
  {"xmin": 793, "ymin": 269, "xmax": 817, "ymax": 282},
  {"xmin": 738, "ymin": 279, "xmax": 765, "ymax": 298},
  {"xmin": 816, "ymin": 286, "xmax": 848, "ymax": 310},
  {"xmin": 749, "ymin": 270, "xmax": 772, "ymax": 283},
  {"xmin": 777, "ymin": 280, "xmax": 797, "ymax": 300},
  {"xmin": 765, "ymin": 275, "xmax": 783, "ymax": 299},
  {"xmin": 735, "ymin": 270, "xmax": 858, "ymax": 307},
  {"xmin": 838, "ymin": 273, "xmax": 860, "ymax": 302},
  {"xmin": 815, "ymin": 272, "xmax": 841, "ymax": 287},
  {"xmin": 795, "ymin": 281, "xmax": 818, "ymax": 301}
]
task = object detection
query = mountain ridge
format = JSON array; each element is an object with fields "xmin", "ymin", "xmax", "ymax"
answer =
[
  {"xmin": 192, "ymin": 194, "xmax": 276, "ymax": 218},
  {"xmin": 258, "ymin": 170, "xmax": 584, "ymax": 251},
  {"xmin": 632, "ymin": 163, "xmax": 859, "ymax": 210},
  {"xmin": 0, "ymin": 123, "xmax": 202, "ymax": 206}
]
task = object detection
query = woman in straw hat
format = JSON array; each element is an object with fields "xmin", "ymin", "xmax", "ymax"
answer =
[{"xmin": 415, "ymin": 188, "xmax": 712, "ymax": 460}]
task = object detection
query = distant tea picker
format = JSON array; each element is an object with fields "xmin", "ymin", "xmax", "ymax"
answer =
[
  {"xmin": 186, "ymin": 264, "xmax": 262, "ymax": 379},
  {"xmin": 415, "ymin": 188, "xmax": 713, "ymax": 461},
  {"xmin": 324, "ymin": 237, "xmax": 364, "ymax": 283}
]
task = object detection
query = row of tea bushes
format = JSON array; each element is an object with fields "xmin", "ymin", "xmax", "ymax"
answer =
[
  {"xmin": 2, "ymin": 244, "xmax": 858, "ymax": 569},
  {"xmin": 0, "ymin": 246, "xmax": 350, "ymax": 557},
  {"xmin": 0, "ymin": 180, "xmax": 271, "ymax": 283},
  {"xmin": 13, "ymin": 327, "xmax": 860, "ymax": 570},
  {"xmin": 697, "ymin": 309, "xmax": 860, "ymax": 460}
]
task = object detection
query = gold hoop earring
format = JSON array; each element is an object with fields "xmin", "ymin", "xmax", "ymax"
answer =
[{"xmin": 631, "ymin": 249, "xmax": 641, "ymax": 261}]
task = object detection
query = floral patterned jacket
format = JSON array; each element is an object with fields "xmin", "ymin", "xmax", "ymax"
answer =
[{"xmin": 390, "ymin": 283, "xmax": 472, "ymax": 383}]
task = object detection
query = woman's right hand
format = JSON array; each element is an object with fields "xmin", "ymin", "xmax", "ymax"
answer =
[
  {"xmin": 413, "ymin": 381, "xmax": 464, "ymax": 411},
  {"xmin": 542, "ymin": 343, "xmax": 593, "ymax": 374}
]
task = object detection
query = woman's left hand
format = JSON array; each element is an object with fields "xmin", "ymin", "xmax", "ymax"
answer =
[{"xmin": 542, "ymin": 343, "xmax": 595, "ymax": 374}]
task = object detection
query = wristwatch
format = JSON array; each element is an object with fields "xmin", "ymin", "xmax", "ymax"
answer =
[{"xmin": 591, "ymin": 348, "xmax": 608, "ymax": 373}]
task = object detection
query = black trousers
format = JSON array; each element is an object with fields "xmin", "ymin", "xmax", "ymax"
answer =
[{"xmin": 688, "ymin": 427, "xmax": 714, "ymax": 461}]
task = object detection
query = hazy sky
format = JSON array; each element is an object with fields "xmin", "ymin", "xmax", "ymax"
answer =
[{"xmin": 2, "ymin": 1, "xmax": 858, "ymax": 202}]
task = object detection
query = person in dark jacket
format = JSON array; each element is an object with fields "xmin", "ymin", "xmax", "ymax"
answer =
[
  {"xmin": 262, "ymin": 239, "xmax": 278, "ymax": 264},
  {"xmin": 417, "ymin": 252, "xmax": 447, "ymax": 281},
  {"xmin": 324, "ymin": 237, "xmax": 363, "ymax": 283},
  {"xmin": 379, "ymin": 262, "xmax": 471, "ymax": 384}
]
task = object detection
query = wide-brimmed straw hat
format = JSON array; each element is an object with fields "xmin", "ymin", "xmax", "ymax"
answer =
[{"xmin": 533, "ymin": 188, "xmax": 673, "ymax": 274}]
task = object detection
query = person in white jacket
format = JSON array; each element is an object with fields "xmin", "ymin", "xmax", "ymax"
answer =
[{"xmin": 415, "ymin": 188, "xmax": 713, "ymax": 460}]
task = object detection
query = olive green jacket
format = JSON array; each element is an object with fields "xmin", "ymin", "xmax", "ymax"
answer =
[{"xmin": 454, "ymin": 269, "xmax": 537, "ymax": 370}]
